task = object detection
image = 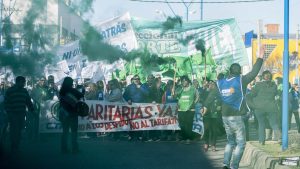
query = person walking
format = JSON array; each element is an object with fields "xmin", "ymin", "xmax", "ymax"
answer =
[
  {"xmin": 59, "ymin": 77, "xmax": 84, "ymax": 154},
  {"xmin": 4, "ymin": 76, "xmax": 34, "ymax": 153},
  {"xmin": 289, "ymin": 84, "xmax": 300, "ymax": 132},
  {"xmin": 203, "ymin": 46, "xmax": 264, "ymax": 169},
  {"xmin": 203, "ymin": 81, "xmax": 222, "ymax": 152}
]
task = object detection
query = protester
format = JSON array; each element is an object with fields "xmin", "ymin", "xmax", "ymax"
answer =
[
  {"xmin": 106, "ymin": 79, "xmax": 124, "ymax": 140},
  {"xmin": 161, "ymin": 80, "xmax": 178, "ymax": 141},
  {"xmin": 246, "ymin": 70, "xmax": 280, "ymax": 145},
  {"xmin": 175, "ymin": 75, "xmax": 199, "ymax": 144},
  {"xmin": 96, "ymin": 80, "xmax": 105, "ymax": 101},
  {"xmin": 4, "ymin": 76, "xmax": 34, "ymax": 153},
  {"xmin": 0, "ymin": 81, "xmax": 8, "ymax": 152},
  {"xmin": 123, "ymin": 74, "xmax": 149, "ymax": 141},
  {"xmin": 274, "ymin": 77, "xmax": 283, "ymax": 131},
  {"xmin": 59, "ymin": 77, "xmax": 84, "ymax": 154},
  {"xmin": 29, "ymin": 77, "xmax": 49, "ymax": 141},
  {"xmin": 85, "ymin": 83, "xmax": 98, "ymax": 100},
  {"xmin": 47, "ymin": 76, "xmax": 59, "ymax": 100},
  {"xmin": 289, "ymin": 83, "xmax": 300, "ymax": 133},
  {"xmin": 203, "ymin": 46, "xmax": 264, "ymax": 169},
  {"xmin": 105, "ymin": 79, "xmax": 123, "ymax": 102},
  {"xmin": 162, "ymin": 80, "xmax": 177, "ymax": 104},
  {"xmin": 146, "ymin": 77, "xmax": 164, "ymax": 142},
  {"xmin": 203, "ymin": 81, "xmax": 222, "ymax": 152}
]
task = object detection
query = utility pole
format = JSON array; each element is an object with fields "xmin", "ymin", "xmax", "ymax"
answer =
[
  {"xmin": 200, "ymin": 0, "xmax": 203, "ymax": 20},
  {"xmin": 181, "ymin": 0, "xmax": 194, "ymax": 22},
  {"xmin": 282, "ymin": 0, "xmax": 289, "ymax": 151}
]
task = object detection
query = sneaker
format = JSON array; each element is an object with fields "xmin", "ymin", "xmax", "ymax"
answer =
[
  {"xmin": 154, "ymin": 138, "xmax": 160, "ymax": 142},
  {"xmin": 145, "ymin": 139, "xmax": 153, "ymax": 142},
  {"xmin": 203, "ymin": 144, "xmax": 209, "ymax": 152},
  {"xmin": 211, "ymin": 146, "xmax": 216, "ymax": 152}
]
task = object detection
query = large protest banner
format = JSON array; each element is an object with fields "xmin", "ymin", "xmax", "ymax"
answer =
[
  {"xmin": 39, "ymin": 100, "xmax": 180, "ymax": 133},
  {"xmin": 128, "ymin": 18, "xmax": 248, "ymax": 79},
  {"xmin": 132, "ymin": 18, "xmax": 248, "ymax": 65},
  {"xmin": 51, "ymin": 14, "xmax": 248, "ymax": 82}
]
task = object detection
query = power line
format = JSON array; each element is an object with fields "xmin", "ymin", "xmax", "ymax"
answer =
[{"xmin": 130, "ymin": 0, "xmax": 274, "ymax": 4}]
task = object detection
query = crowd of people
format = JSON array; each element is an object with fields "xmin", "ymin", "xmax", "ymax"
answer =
[{"xmin": 0, "ymin": 50, "xmax": 299, "ymax": 169}]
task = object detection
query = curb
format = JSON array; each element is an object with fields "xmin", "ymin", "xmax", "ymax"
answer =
[{"xmin": 241, "ymin": 142, "xmax": 292, "ymax": 169}]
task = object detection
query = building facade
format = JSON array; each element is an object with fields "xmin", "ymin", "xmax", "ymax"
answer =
[
  {"xmin": 0, "ymin": 0, "xmax": 85, "ymax": 50},
  {"xmin": 252, "ymin": 38, "xmax": 300, "ymax": 84}
]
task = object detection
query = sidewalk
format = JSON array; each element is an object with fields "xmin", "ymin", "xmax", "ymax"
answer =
[
  {"xmin": 239, "ymin": 120, "xmax": 300, "ymax": 169},
  {"xmin": 205, "ymin": 119, "xmax": 300, "ymax": 169}
]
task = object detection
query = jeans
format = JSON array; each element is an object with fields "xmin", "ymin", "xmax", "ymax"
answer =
[
  {"xmin": 61, "ymin": 114, "xmax": 78, "ymax": 152},
  {"xmin": 8, "ymin": 113, "xmax": 26, "ymax": 152},
  {"xmin": 254, "ymin": 111, "xmax": 280, "ymax": 143},
  {"xmin": 203, "ymin": 117, "xmax": 218, "ymax": 146},
  {"xmin": 222, "ymin": 116, "xmax": 246, "ymax": 169}
]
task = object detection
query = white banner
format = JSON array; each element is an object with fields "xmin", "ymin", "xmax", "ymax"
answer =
[
  {"xmin": 39, "ymin": 100, "xmax": 180, "ymax": 133},
  {"xmin": 95, "ymin": 12, "xmax": 138, "ymax": 53},
  {"xmin": 44, "ymin": 65, "xmax": 68, "ymax": 83},
  {"xmin": 56, "ymin": 40, "xmax": 88, "ymax": 73}
]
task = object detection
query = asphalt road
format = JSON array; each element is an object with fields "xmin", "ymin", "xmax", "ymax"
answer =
[{"xmin": 0, "ymin": 134, "xmax": 218, "ymax": 169}]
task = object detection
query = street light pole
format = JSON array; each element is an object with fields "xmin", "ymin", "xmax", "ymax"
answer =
[
  {"xmin": 282, "ymin": 0, "xmax": 289, "ymax": 151},
  {"xmin": 181, "ymin": 0, "xmax": 194, "ymax": 22},
  {"xmin": 200, "ymin": 0, "xmax": 203, "ymax": 20}
]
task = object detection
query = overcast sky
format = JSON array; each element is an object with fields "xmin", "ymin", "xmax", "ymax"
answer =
[{"xmin": 89, "ymin": 0, "xmax": 300, "ymax": 34}]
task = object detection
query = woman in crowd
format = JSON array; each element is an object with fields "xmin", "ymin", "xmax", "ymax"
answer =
[
  {"xmin": 105, "ymin": 79, "xmax": 124, "ymax": 140},
  {"xmin": 175, "ymin": 75, "xmax": 199, "ymax": 144},
  {"xmin": 246, "ymin": 70, "xmax": 280, "ymax": 145},
  {"xmin": 85, "ymin": 83, "xmax": 98, "ymax": 100},
  {"xmin": 289, "ymin": 83, "xmax": 300, "ymax": 132},
  {"xmin": 106, "ymin": 79, "xmax": 123, "ymax": 102},
  {"xmin": 59, "ymin": 77, "xmax": 84, "ymax": 153},
  {"xmin": 203, "ymin": 81, "xmax": 222, "ymax": 152}
]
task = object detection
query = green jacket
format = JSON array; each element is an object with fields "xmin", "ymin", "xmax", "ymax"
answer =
[{"xmin": 177, "ymin": 85, "xmax": 198, "ymax": 111}]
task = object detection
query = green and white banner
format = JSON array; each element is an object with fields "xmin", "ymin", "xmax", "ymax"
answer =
[
  {"xmin": 53, "ymin": 14, "xmax": 248, "ymax": 82},
  {"xmin": 131, "ymin": 18, "xmax": 248, "ymax": 76}
]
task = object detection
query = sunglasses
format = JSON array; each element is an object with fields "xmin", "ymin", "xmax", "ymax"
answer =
[{"xmin": 133, "ymin": 78, "xmax": 140, "ymax": 80}]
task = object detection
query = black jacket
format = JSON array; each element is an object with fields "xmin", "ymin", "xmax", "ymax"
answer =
[
  {"xmin": 59, "ymin": 88, "xmax": 84, "ymax": 115},
  {"xmin": 246, "ymin": 80, "xmax": 278, "ymax": 113}
]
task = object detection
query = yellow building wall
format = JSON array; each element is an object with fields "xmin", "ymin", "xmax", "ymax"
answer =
[{"xmin": 252, "ymin": 39, "xmax": 300, "ymax": 83}]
